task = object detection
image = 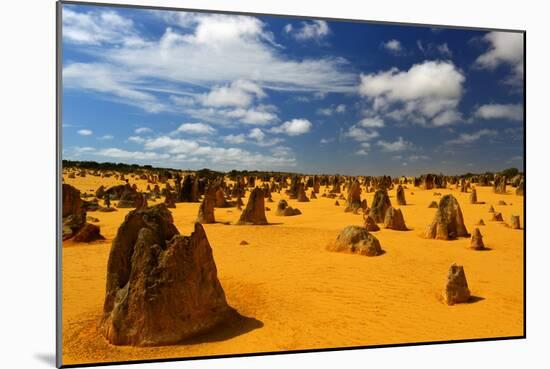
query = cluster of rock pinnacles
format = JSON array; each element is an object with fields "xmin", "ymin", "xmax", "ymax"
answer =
[{"xmin": 61, "ymin": 170, "xmax": 523, "ymax": 345}]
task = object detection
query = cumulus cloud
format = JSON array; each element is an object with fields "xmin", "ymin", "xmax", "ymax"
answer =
[
  {"xmin": 62, "ymin": 8, "xmax": 144, "ymax": 46},
  {"xmin": 317, "ymin": 104, "xmax": 346, "ymax": 116},
  {"xmin": 417, "ymin": 40, "xmax": 453, "ymax": 58},
  {"xmin": 474, "ymin": 103, "xmax": 523, "ymax": 121},
  {"xmin": 358, "ymin": 117, "xmax": 385, "ymax": 128},
  {"xmin": 355, "ymin": 142, "xmax": 371, "ymax": 156},
  {"xmin": 185, "ymin": 105, "xmax": 279, "ymax": 126},
  {"xmin": 247, "ymin": 128, "xmax": 284, "ymax": 147},
  {"xmin": 475, "ymin": 31, "xmax": 524, "ymax": 85},
  {"xmin": 270, "ymin": 119, "xmax": 312, "ymax": 136},
  {"xmin": 173, "ymin": 122, "xmax": 216, "ymax": 135},
  {"xmin": 377, "ymin": 136, "xmax": 412, "ymax": 152},
  {"xmin": 446, "ymin": 129, "xmax": 497, "ymax": 145},
  {"xmin": 89, "ymin": 133, "xmax": 296, "ymax": 169},
  {"xmin": 98, "ymin": 134, "xmax": 114, "ymax": 140},
  {"xmin": 343, "ymin": 126, "xmax": 379, "ymax": 142},
  {"xmin": 63, "ymin": 9, "xmax": 356, "ymax": 115},
  {"xmin": 223, "ymin": 134, "xmax": 246, "ymax": 144},
  {"xmin": 135, "ymin": 127, "xmax": 152, "ymax": 134},
  {"xmin": 320, "ymin": 138, "xmax": 335, "ymax": 144},
  {"xmin": 128, "ymin": 136, "xmax": 146, "ymax": 143},
  {"xmin": 285, "ymin": 20, "xmax": 330, "ymax": 42},
  {"xmin": 77, "ymin": 129, "xmax": 93, "ymax": 136},
  {"xmin": 359, "ymin": 60, "xmax": 465, "ymax": 127},
  {"xmin": 198, "ymin": 80, "xmax": 265, "ymax": 108},
  {"xmin": 383, "ymin": 39, "xmax": 403, "ymax": 54},
  {"xmin": 97, "ymin": 147, "xmax": 170, "ymax": 160}
]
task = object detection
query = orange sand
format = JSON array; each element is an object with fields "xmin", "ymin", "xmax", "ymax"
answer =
[{"xmin": 61, "ymin": 174, "xmax": 524, "ymax": 366}]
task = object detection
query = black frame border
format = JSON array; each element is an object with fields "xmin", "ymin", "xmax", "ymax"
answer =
[{"xmin": 56, "ymin": 1, "xmax": 527, "ymax": 367}]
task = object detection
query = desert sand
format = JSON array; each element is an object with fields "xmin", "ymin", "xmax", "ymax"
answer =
[{"xmin": 61, "ymin": 173, "xmax": 524, "ymax": 365}]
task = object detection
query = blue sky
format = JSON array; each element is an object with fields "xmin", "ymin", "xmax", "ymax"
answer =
[{"xmin": 61, "ymin": 4, "xmax": 524, "ymax": 175}]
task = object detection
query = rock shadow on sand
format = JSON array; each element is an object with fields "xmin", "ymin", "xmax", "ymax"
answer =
[{"xmin": 178, "ymin": 311, "xmax": 263, "ymax": 345}]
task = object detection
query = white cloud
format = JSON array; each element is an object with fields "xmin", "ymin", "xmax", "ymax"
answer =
[
  {"xmin": 335, "ymin": 104, "xmax": 346, "ymax": 113},
  {"xmin": 72, "ymin": 146, "xmax": 96, "ymax": 154},
  {"xmin": 65, "ymin": 11, "xmax": 355, "ymax": 102},
  {"xmin": 97, "ymin": 148, "xmax": 170, "ymax": 160},
  {"xmin": 98, "ymin": 134, "xmax": 114, "ymax": 140},
  {"xmin": 185, "ymin": 105, "xmax": 278, "ymax": 126},
  {"xmin": 417, "ymin": 40, "xmax": 453, "ymax": 58},
  {"xmin": 77, "ymin": 129, "xmax": 93, "ymax": 136},
  {"xmin": 285, "ymin": 20, "xmax": 330, "ymax": 42},
  {"xmin": 317, "ymin": 108, "xmax": 333, "ymax": 116},
  {"xmin": 359, "ymin": 61, "xmax": 465, "ymax": 127},
  {"xmin": 446, "ymin": 129, "xmax": 497, "ymax": 145},
  {"xmin": 383, "ymin": 39, "xmax": 403, "ymax": 53},
  {"xmin": 223, "ymin": 134, "xmax": 246, "ymax": 144},
  {"xmin": 343, "ymin": 126, "xmax": 379, "ymax": 142},
  {"xmin": 358, "ymin": 117, "xmax": 385, "ymax": 128},
  {"xmin": 143, "ymin": 136, "xmax": 201, "ymax": 154},
  {"xmin": 105, "ymin": 134, "xmax": 295, "ymax": 169},
  {"xmin": 474, "ymin": 103, "xmax": 523, "ymax": 121},
  {"xmin": 198, "ymin": 79, "xmax": 265, "ymax": 107},
  {"xmin": 475, "ymin": 31, "xmax": 524, "ymax": 84},
  {"xmin": 135, "ymin": 127, "xmax": 152, "ymax": 134},
  {"xmin": 355, "ymin": 142, "xmax": 371, "ymax": 155},
  {"xmin": 377, "ymin": 136, "xmax": 412, "ymax": 152},
  {"xmin": 317, "ymin": 104, "xmax": 346, "ymax": 116},
  {"xmin": 320, "ymin": 138, "xmax": 335, "ymax": 144},
  {"xmin": 128, "ymin": 136, "xmax": 146, "ymax": 144},
  {"xmin": 63, "ymin": 63, "xmax": 167, "ymax": 113},
  {"xmin": 62, "ymin": 8, "xmax": 144, "ymax": 46},
  {"xmin": 173, "ymin": 122, "xmax": 216, "ymax": 135},
  {"xmin": 270, "ymin": 119, "xmax": 312, "ymax": 136}
]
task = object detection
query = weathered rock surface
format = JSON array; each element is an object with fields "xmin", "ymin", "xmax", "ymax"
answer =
[
  {"xmin": 73, "ymin": 223, "xmax": 105, "ymax": 243},
  {"xmin": 364, "ymin": 215, "xmax": 380, "ymax": 232},
  {"xmin": 424, "ymin": 195, "xmax": 469, "ymax": 240},
  {"xmin": 470, "ymin": 228, "xmax": 486, "ymax": 250},
  {"xmin": 237, "ymin": 188, "xmax": 268, "ymax": 225},
  {"xmin": 396, "ymin": 185, "xmax": 406, "ymax": 206},
  {"xmin": 327, "ymin": 226, "xmax": 384, "ymax": 256},
  {"xmin": 369, "ymin": 190, "xmax": 391, "ymax": 223},
  {"xmin": 443, "ymin": 264, "xmax": 471, "ymax": 305},
  {"xmin": 384, "ymin": 207, "xmax": 407, "ymax": 231},
  {"xmin": 99, "ymin": 205, "xmax": 234, "ymax": 346}
]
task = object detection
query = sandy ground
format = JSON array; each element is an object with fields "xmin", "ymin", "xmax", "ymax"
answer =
[{"xmin": 61, "ymin": 174, "xmax": 524, "ymax": 365}]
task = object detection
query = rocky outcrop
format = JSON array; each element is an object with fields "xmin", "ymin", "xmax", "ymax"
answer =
[
  {"xmin": 327, "ymin": 226, "xmax": 383, "ymax": 256},
  {"xmin": 237, "ymin": 188, "xmax": 268, "ymax": 225},
  {"xmin": 344, "ymin": 180, "xmax": 362, "ymax": 213},
  {"xmin": 99, "ymin": 205, "xmax": 234, "ymax": 346},
  {"xmin": 470, "ymin": 228, "xmax": 486, "ymax": 250},
  {"xmin": 493, "ymin": 175, "xmax": 507, "ymax": 194},
  {"xmin": 368, "ymin": 190, "xmax": 391, "ymax": 223},
  {"xmin": 510, "ymin": 215, "xmax": 521, "ymax": 229},
  {"xmin": 275, "ymin": 199, "xmax": 301, "ymax": 216},
  {"xmin": 443, "ymin": 264, "xmax": 471, "ymax": 305},
  {"xmin": 73, "ymin": 223, "xmax": 105, "ymax": 243},
  {"xmin": 384, "ymin": 207, "xmax": 407, "ymax": 231},
  {"xmin": 196, "ymin": 186, "xmax": 216, "ymax": 224},
  {"xmin": 424, "ymin": 195, "xmax": 469, "ymax": 240},
  {"xmin": 364, "ymin": 215, "xmax": 380, "ymax": 232},
  {"xmin": 396, "ymin": 185, "xmax": 406, "ymax": 206}
]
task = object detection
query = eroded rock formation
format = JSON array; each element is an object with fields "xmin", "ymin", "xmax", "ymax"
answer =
[
  {"xmin": 424, "ymin": 195, "xmax": 469, "ymax": 240},
  {"xmin": 327, "ymin": 226, "xmax": 383, "ymax": 256},
  {"xmin": 99, "ymin": 205, "xmax": 234, "ymax": 346}
]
